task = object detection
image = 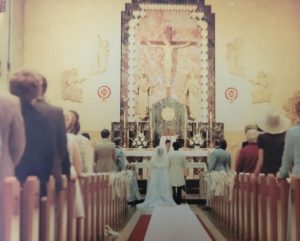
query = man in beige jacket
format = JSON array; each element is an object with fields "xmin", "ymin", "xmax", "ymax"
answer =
[
  {"xmin": 94, "ymin": 129, "xmax": 117, "ymax": 172},
  {"xmin": 0, "ymin": 93, "xmax": 26, "ymax": 182}
]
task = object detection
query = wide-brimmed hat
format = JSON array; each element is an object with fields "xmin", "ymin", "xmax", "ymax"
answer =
[{"xmin": 256, "ymin": 109, "xmax": 290, "ymax": 134}]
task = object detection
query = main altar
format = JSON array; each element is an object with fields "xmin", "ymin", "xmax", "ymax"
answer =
[{"xmin": 111, "ymin": 0, "xmax": 224, "ymax": 199}]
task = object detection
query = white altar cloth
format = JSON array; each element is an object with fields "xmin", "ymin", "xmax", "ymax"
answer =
[
  {"xmin": 144, "ymin": 205, "xmax": 212, "ymax": 241},
  {"xmin": 124, "ymin": 148, "xmax": 209, "ymax": 157}
]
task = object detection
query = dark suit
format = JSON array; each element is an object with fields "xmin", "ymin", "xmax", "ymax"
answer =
[
  {"xmin": 16, "ymin": 102, "xmax": 55, "ymax": 196},
  {"xmin": 35, "ymin": 98, "xmax": 70, "ymax": 191}
]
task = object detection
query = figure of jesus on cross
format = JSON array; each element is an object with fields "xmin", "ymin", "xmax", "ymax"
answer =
[{"xmin": 142, "ymin": 26, "xmax": 198, "ymax": 88}]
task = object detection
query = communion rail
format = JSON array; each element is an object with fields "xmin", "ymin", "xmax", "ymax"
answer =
[
  {"xmin": 0, "ymin": 173, "xmax": 128, "ymax": 241},
  {"xmin": 210, "ymin": 173, "xmax": 300, "ymax": 241}
]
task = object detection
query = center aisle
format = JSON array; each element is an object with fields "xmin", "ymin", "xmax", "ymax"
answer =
[{"xmin": 143, "ymin": 205, "xmax": 212, "ymax": 241}]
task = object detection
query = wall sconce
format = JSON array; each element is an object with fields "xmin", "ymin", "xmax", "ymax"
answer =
[{"xmin": 0, "ymin": 0, "xmax": 6, "ymax": 13}]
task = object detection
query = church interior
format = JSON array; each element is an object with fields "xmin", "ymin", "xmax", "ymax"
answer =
[{"xmin": 1, "ymin": 0, "xmax": 300, "ymax": 240}]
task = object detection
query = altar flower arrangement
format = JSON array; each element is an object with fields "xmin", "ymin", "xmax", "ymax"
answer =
[
  {"xmin": 189, "ymin": 133, "xmax": 205, "ymax": 147},
  {"xmin": 132, "ymin": 132, "xmax": 148, "ymax": 148}
]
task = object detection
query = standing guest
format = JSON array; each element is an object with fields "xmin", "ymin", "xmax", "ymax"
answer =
[
  {"xmin": 69, "ymin": 111, "xmax": 93, "ymax": 174},
  {"xmin": 235, "ymin": 124, "xmax": 258, "ymax": 170},
  {"xmin": 65, "ymin": 111, "xmax": 84, "ymax": 217},
  {"xmin": 114, "ymin": 137, "xmax": 142, "ymax": 204},
  {"xmin": 208, "ymin": 139, "xmax": 231, "ymax": 172},
  {"xmin": 34, "ymin": 74, "xmax": 70, "ymax": 191},
  {"xmin": 81, "ymin": 132, "xmax": 94, "ymax": 174},
  {"xmin": 0, "ymin": 93, "xmax": 26, "ymax": 183},
  {"xmin": 277, "ymin": 100, "xmax": 300, "ymax": 241},
  {"xmin": 278, "ymin": 100, "xmax": 300, "ymax": 177},
  {"xmin": 168, "ymin": 141, "xmax": 186, "ymax": 204},
  {"xmin": 9, "ymin": 70, "xmax": 54, "ymax": 196},
  {"xmin": 94, "ymin": 129, "xmax": 117, "ymax": 173},
  {"xmin": 253, "ymin": 109, "xmax": 290, "ymax": 176},
  {"xmin": 241, "ymin": 124, "xmax": 258, "ymax": 148},
  {"xmin": 235, "ymin": 129, "xmax": 259, "ymax": 173},
  {"xmin": 114, "ymin": 137, "xmax": 127, "ymax": 172}
]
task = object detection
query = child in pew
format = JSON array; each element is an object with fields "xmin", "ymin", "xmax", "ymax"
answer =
[{"xmin": 114, "ymin": 137, "xmax": 143, "ymax": 205}]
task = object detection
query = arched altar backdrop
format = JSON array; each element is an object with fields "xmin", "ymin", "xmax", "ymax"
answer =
[{"xmin": 112, "ymin": 0, "xmax": 223, "ymax": 148}]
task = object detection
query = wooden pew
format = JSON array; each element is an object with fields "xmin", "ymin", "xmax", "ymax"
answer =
[
  {"xmin": 20, "ymin": 176, "xmax": 40, "ymax": 241},
  {"xmin": 56, "ymin": 176, "xmax": 68, "ymax": 241},
  {"xmin": 250, "ymin": 175, "xmax": 258, "ymax": 241},
  {"xmin": 90, "ymin": 175, "xmax": 97, "ymax": 241},
  {"xmin": 80, "ymin": 176, "xmax": 90, "ymax": 241},
  {"xmin": 0, "ymin": 177, "xmax": 21, "ymax": 241},
  {"xmin": 257, "ymin": 174, "xmax": 267, "ymax": 241},
  {"xmin": 266, "ymin": 175, "xmax": 278, "ymax": 241},
  {"xmin": 238, "ymin": 174, "xmax": 245, "ymax": 240},
  {"xmin": 100, "ymin": 175, "xmax": 106, "ymax": 238},
  {"xmin": 40, "ymin": 176, "xmax": 56, "ymax": 241},
  {"xmin": 244, "ymin": 174, "xmax": 251, "ymax": 241},
  {"xmin": 233, "ymin": 175, "xmax": 239, "ymax": 235},
  {"xmin": 277, "ymin": 178, "xmax": 289, "ymax": 241}
]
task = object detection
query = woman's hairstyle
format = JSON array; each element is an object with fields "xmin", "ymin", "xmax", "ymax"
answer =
[
  {"xmin": 246, "ymin": 129, "xmax": 259, "ymax": 143},
  {"xmin": 215, "ymin": 138, "xmax": 227, "ymax": 150},
  {"xmin": 9, "ymin": 70, "xmax": 40, "ymax": 103},
  {"xmin": 70, "ymin": 110, "xmax": 80, "ymax": 134},
  {"xmin": 165, "ymin": 139, "xmax": 171, "ymax": 144},
  {"xmin": 65, "ymin": 111, "xmax": 76, "ymax": 133},
  {"xmin": 114, "ymin": 137, "xmax": 122, "ymax": 146},
  {"xmin": 101, "ymin": 129, "xmax": 110, "ymax": 138},
  {"xmin": 296, "ymin": 99, "xmax": 300, "ymax": 117},
  {"xmin": 81, "ymin": 132, "xmax": 90, "ymax": 140},
  {"xmin": 244, "ymin": 124, "xmax": 257, "ymax": 133}
]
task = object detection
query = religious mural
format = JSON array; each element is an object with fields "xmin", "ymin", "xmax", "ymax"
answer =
[
  {"xmin": 249, "ymin": 71, "xmax": 274, "ymax": 104},
  {"xmin": 226, "ymin": 38, "xmax": 245, "ymax": 78},
  {"xmin": 284, "ymin": 90, "xmax": 300, "ymax": 125},
  {"xmin": 131, "ymin": 9, "xmax": 208, "ymax": 122},
  {"xmin": 61, "ymin": 68, "xmax": 85, "ymax": 102},
  {"xmin": 90, "ymin": 35, "xmax": 109, "ymax": 76}
]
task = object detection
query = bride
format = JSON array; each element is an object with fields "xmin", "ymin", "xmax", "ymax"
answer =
[{"xmin": 138, "ymin": 146, "xmax": 176, "ymax": 208}]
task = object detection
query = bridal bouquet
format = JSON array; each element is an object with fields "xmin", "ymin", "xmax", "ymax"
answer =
[
  {"xmin": 132, "ymin": 132, "xmax": 148, "ymax": 148},
  {"xmin": 189, "ymin": 133, "xmax": 205, "ymax": 147}
]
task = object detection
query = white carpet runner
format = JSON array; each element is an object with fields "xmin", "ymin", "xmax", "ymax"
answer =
[{"xmin": 143, "ymin": 205, "xmax": 212, "ymax": 241}]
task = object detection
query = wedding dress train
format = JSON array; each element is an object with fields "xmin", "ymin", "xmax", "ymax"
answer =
[{"xmin": 138, "ymin": 147, "xmax": 176, "ymax": 208}]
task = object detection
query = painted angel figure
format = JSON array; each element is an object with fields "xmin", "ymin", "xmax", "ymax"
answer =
[
  {"xmin": 135, "ymin": 74, "xmax": 158, "ymax": 120},
  {"xmin": 61, "ymin": 68, "xmax": 85, "ymax": 102},
  {"xmin": 183, "ymin": 71, "xmax": 202, "ymax": 120}
]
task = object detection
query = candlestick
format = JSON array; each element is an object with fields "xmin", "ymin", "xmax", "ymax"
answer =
[{"xmin": 209, "ymin": 112, "xmax": 213, "ymax": 148}]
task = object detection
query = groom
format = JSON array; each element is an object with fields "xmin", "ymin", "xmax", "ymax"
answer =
[{"xmin": 168, "ymin": 142, "xmax": 186, "ymax": 204}]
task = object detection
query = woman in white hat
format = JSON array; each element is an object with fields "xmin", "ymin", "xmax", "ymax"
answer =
[{"xmin": 253, "ymin": 109, "xmax": 290, "ymax": 175}]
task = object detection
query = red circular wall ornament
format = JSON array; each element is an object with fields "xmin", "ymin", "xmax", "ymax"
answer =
[
  {"xmin": 98, "ymin": 85, "xmax": 111, "ymax": 101},
  {"xmin": 225, "ymin": 87, "xmax": 238, "ymax": 103}
]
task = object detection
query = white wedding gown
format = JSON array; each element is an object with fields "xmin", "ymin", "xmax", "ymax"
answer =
[{"xmin": 138, "ymin": 147, "xmax": 176, "ymax": 209}]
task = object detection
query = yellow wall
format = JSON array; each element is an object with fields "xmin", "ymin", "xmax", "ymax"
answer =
[
  {"xmin": 0, "ymin": 0, "xmax": 24, "ymax": 91},
  {"xmin": 7, "ymin": 0, "xmax": 299, "ymax": 159}
]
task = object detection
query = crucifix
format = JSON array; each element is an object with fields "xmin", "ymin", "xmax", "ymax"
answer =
[{"xmin": 141, "ymin": 26, "xmax": 198, "ymax": 89}]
